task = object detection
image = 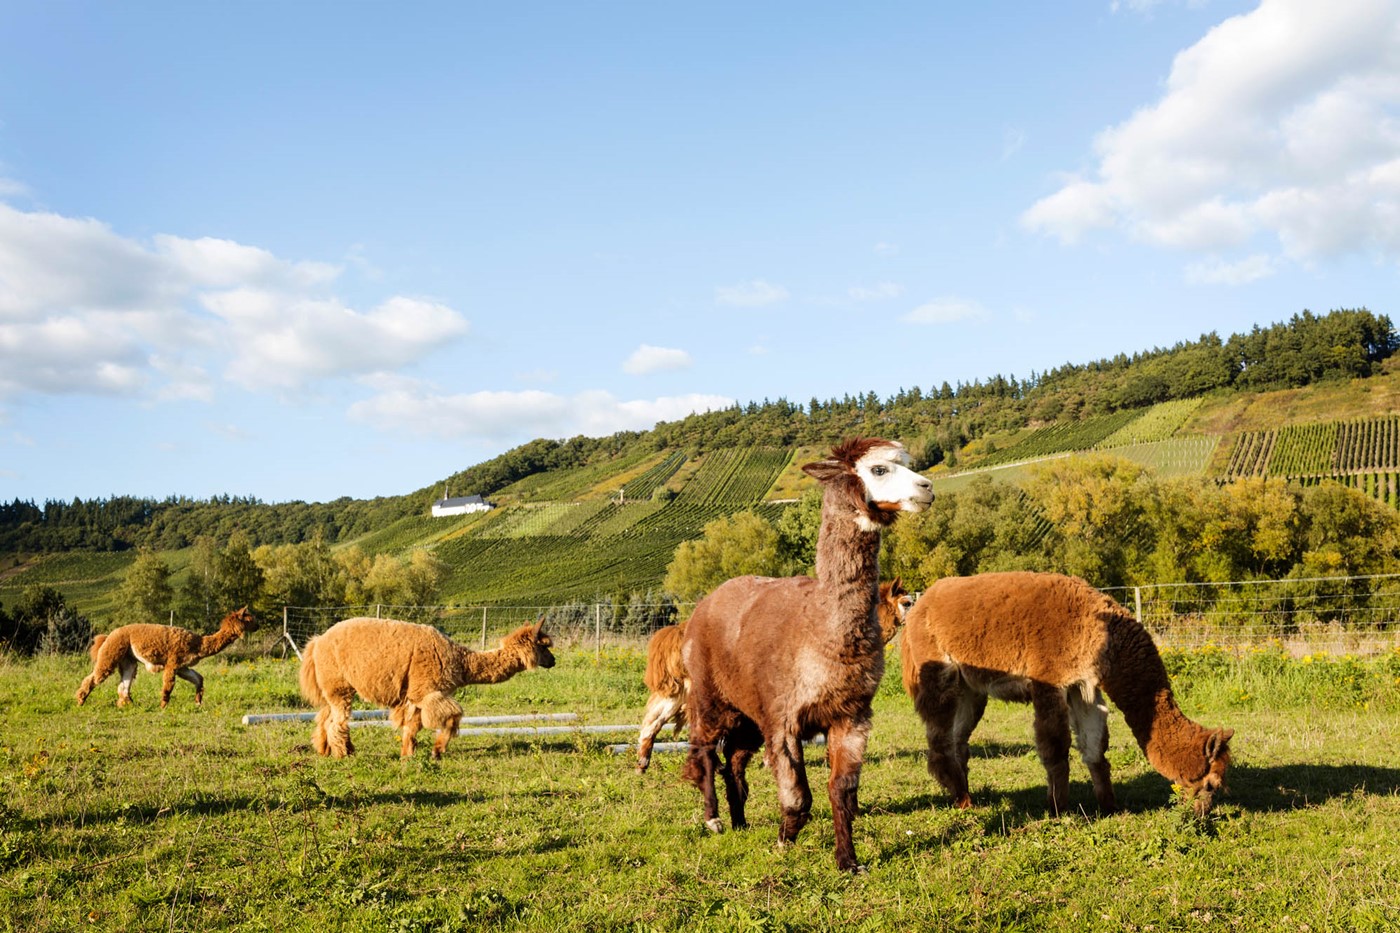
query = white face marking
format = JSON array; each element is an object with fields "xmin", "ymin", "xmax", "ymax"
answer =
[{"xmin": 854, "ymin": 444, "xmax": 933, "ymax": 513}]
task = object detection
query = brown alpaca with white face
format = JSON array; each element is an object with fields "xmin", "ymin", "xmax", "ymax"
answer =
[
  {"xmin": 634, "ymin": 578, "xmax": 912, "ymax": 775},
  {"xmin": 75, "ymin": 607, "xmax": 260, "ymax": 708},
  {"xmin": 901, "ymin": 571, "xmax": 1233, "ymax": 817},
  {"xmin": 681, "ymin": 438, "xmax": 933, "ymax": 872},
  {"xmin": 299, "ymin": 617, "xmax": 555, "ymax": 760}
]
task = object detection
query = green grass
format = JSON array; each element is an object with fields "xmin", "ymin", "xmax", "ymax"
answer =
[{"xmin": 3, "ymin": 646, "xmax": 1398, "ymax": 931}]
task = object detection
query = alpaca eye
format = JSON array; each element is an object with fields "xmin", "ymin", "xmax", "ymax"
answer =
[{"xmin": 871, "ymin": 466, "xmax": 888, "ymax": 476}]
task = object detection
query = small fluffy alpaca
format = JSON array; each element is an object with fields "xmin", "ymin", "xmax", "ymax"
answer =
[
  {"xmin": 635, "ymin": 578, "xmax": 913, "ymax": 773},
  {"xmin": 901, "ymin": 571, "xmax": 1233, "ymax": 816},
  {"xmin": 299, "ymin": 617, "xmax": 555, "ymax": 760},
  {"xmin": 75, "ymin": 606, "xmax": 260, "ymax": 708}
]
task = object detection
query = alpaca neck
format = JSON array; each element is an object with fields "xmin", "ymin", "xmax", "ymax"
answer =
[
  {"xmin": 1099, "ymin": 614, "xmax": 1199, "ymax": 783},
  {"xmin": 813, "ymin": 491, "xmax": 884, "ymax": 648},
  {"xmin": 197, "ymin": 624, "xmax": 242, "ymax": 660},
  {"xmin": 452, "ymin": 643, "xmax": 526, "ymax": 686}
]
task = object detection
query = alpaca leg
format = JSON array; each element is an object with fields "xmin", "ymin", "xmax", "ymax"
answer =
[
  {"xmin": 766, "ymin": 732, "xmax": 812, "ymax": 847},
  {"xmin": 1068, "ymin": 685, "xmax": 1116, "ymax": 813},
  {"xmin": 636, "ymin": 692, "xmax": 683, "ymax": 773},
  {"xmin": 311, "ymin": 708, "xmax": 332, "ymax": 756},
  {"xmin": 396, "ymin": 705, "xmax": 423, "ymax": 759},
  {"xmin": 720, "ymin": 717, "xmax": 762, "ymax": 830},
  {"xmin": 681, "ymin": 691, "xmax": 732, "ymax": 834},
  {"xmin": 827, "ymin": 716, "xmax": 873, "ymax": 873},
  {"xmin": 325, "ymin": 692, "xmax": 354, "ymax": 758},
  {"xmin": 160, "ymin": 665, "xmax": 180, "ymax": 708},
  {"xmin": 1031, "ymin": 683, "xmax": 1073, "ymax": 815},
  {"xmin": 913, "ymin": 664, "xmax": 976, "ymax": 808},
  {"xmin": 77, "ymin": 643, "xmax": 120, "ymax": 705},
  {"xmin": 176, "ymin": 668, "xmax": 204, "ymax": 704},
  {"xmin": 116, "ymin": 659, "xmax": 139, "ymax": 707},
  {"xmin": 953, "ymin": 691, "xmax": 989, "ymax": 795}
]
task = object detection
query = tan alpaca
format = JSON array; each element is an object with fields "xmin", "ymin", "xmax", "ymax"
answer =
[
  {"xmin": 901, "ymin": 571, "xmax": 1233, "ymax": 816},
  {"xmin": 299, "ymin": 617, "xmax": 556, "ymax": 760},
  {"xmin": 634, "ymin": 578, "xmax": 912, "ymax": 773},
  {"xmin": 75, "ymin": 606, "xmax": 260, "ymax": 708}
]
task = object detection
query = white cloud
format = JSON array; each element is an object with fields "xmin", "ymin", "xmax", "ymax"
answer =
[
  {"xmin": 715, "ymin": 279, "xmax": 790, "ymax": 307},
  {"xmin": 1001, "ymin": 126, "xmax": 1027, "ymax": 161},
  {"xmin": 348, "ymin": 376, "xmax": 733, "ymax": 441},
  {"xmin": 0, "ymin": 200, "xmax": 470, "ymax": 401},
  {"xmin": 623, "ymin": 344, "xmax": 692, "ymax": 375},
  {"xmin": 903, "ymin": 297, "xmax": 989, "ymax": 325},
  {"xmin": 1022, "ymin": 0, "xmax": 1400, "ymax": 266},
  {"xmin": 1185, "ymin": 253, "xmax": 1278, "ymax": 285},
  {"xmin": 848, "ymin": 282, "xmax": 905, "ymax": 301}
]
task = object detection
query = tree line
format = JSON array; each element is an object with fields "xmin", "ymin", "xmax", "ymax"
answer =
[
  {"xmin": 2, "ymin": 307, "xmax": 1394, "ymax": 558},
  {"xmin": 664, "ymin": 455, "xmax": 1400, "ymax": 607}
]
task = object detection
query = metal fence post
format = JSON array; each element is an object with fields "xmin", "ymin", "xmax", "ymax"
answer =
[
  {"xmin": 1134, "ymin": 586, "xmax": 1143, "ymax": 623},
  {"xmin": 480, "ymin": 606, "xmax": 488, "ymax": 650},
  {"xmin": 595, "ymin": 603, "xmax": 602, "ymax": 659}
]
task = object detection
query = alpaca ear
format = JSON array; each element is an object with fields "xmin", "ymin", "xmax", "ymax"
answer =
[
  {"xmin": 1205, "ymin": 728, "xmax": 1234, "ymax": 760},
  {"xmin": 892, "ymin": 576, "xmax": 905, "ymax": 596},
  {"xmin": 801, "ymin": 459, "xmax": 847, "ymax": 482}
]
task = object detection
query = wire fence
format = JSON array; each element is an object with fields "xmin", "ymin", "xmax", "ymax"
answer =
[{"xmin": 266, "ymin": 573, "xmax": 1400, "ymax": 660}]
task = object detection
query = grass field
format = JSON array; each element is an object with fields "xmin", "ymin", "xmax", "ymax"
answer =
[{"xmin": 3, "ymin": 645, "xmax": 1398, "ymax": 932}]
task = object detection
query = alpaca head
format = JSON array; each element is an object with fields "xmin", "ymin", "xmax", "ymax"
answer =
[
  {"xmin": 877, "ymin": 577, "xmax": 914, "ymax": 644},
  {"xmin": 503, "ymin": 620, "xmax": 556, "ymax": 669},
  {"xmin": 223, "ymin": 606, "xmax": 259, "ymax": 634},
  {"xmin": 1182, "ymin": 727, "xmax": 1233, "ymax": 816},
  {"xmin": 802, "ymin": 438, "xmax": 933, "ymax": 529}
]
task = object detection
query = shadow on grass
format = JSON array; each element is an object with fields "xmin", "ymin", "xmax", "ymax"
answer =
[{"xmin": 1216, "ymin": 761, "xmax": 1400, "ymax": 812}]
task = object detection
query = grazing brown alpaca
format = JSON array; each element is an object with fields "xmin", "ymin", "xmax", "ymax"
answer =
[
  {"xmin": 901, "ymin": 571, "xmax": 1233, "ymax": 817},
  {"xmin": 75, "ymin": 607, "xmax": 260, "ymax": 708},
  {"xmin": 681, "ymin": 438, "xmax": 933, "ymax": 872},
  {"xmin": 299, "ymin": 617, "xmax": 555, "ymax": 760},
  {"xmin": 634, "ymin": 578, "xmax": 913, "ymax": 774}
]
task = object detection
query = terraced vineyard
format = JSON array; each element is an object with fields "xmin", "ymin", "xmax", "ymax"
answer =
[
  {"xmin": 978, "ymin": 410, "xmax": 1140, "ymax": 467},
  {"xmin": 1098, "ymin": 398, "xmax": 1204, "ymax": 448},
  {"xmin": 418, "ymin": 446, "xmax": 795, "ymax": 604},
  {"xmin": 1220, "ymin": 417, "xmax": 1400, "ymax": 480}
]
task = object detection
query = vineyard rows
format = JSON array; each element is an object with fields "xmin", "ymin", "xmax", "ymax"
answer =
[
  {"xmin": 1098, "ymin": 398, "xmax": 1204, "ymax": 448},
  {"xmin": 978, "ymin": 410, "xmax": 1140, "ymax": 467},
  {"xmin": 1100, "ymin": 436, "xmax": 1218, "ymax": 477},
  {"xmin": 1220, "ymin": 417, "xmax": 1400, "ymax": 480}
]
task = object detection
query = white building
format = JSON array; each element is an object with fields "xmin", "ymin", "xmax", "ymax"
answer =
[{"xmin": 431, "ymin": 494, "xmax": 494, "ymax": 517}]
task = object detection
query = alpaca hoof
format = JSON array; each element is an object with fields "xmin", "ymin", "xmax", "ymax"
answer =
[
  {"xmin": 954, "ymin": 794, "xmax": 973, "ymax": 810},
  {"xmin": 704, "ymin": 817, "xmax": 725, "ymax": 834}
]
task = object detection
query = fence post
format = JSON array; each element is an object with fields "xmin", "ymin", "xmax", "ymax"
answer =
[
  {"xmin": 1134, "ymin": 586, "xmax": 1143, "ymax": 623},
  {"xmin": 595, "ymin": 603, "xmax": 602, "ymax": 659},
  {"xmin": 480, "ymin": 606, "xmax": 488, "ymax": 650},
  {"xmin": 375, "ymin": 604, "xmax": 382, "ymax": 619}
]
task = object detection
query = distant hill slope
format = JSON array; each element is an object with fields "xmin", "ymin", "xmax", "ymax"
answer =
[{"xmin": 4, "ymin": 308, "xmax": 1398, "ymax": 613}]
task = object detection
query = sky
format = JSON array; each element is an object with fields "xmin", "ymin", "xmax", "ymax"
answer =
[{"xmin": 2, "ymin": 0, "xmax": 1398, "ymax": 505}]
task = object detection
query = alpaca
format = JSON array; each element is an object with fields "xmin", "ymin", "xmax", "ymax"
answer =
[
  {"xmin": 681, "ymin": 438, "xmax": 933, "ymax": 872},
  {"xmin": 900, "ymin": 571, "xmax": 1233, "ymax": 817},
  {"xmin": 299, "ymin": 617, "xmax": 555, "ymax": 760},
  {"xmin": 635, "ymin": 578, "xmax": 913, "ymax": 774},
  {"xmin": 75, "ymin": 606, "xmax": 260, "ymax": 708}
]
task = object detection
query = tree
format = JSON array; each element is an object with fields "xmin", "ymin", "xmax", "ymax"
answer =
[
  {"xmin": 663, "ymin": 511, "xmax": 782, "ymax": 601},
  {"xmin": 115, "ymin": 550, "xmax": 175, "ymax": 625},
  {"xmin": 214, "ymin": 530, "xmax": 264, "ymax": 615}
]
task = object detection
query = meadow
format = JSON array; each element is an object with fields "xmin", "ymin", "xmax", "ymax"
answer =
[{"xmin": 2, "ymin": 644, "xmax": 1398, "ymax": 932}]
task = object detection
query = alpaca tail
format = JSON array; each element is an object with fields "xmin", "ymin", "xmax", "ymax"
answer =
[
  {"xmin": 298, "ymin": 637, "xmax": 325, "ymax": 707},
  {"xmin": 88, "ymin": 633, "xmax": 108, "ymax": 664}
]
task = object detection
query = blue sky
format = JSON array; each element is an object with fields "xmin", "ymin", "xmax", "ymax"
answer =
[{"xmin": 2, "ymin": 0, "xmax": 1397, "ymax": 504}]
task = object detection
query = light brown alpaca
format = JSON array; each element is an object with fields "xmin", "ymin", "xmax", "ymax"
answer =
[
  {"xmin": 682, "ymin": 439, "xmax": 933, "ymax": 872},
  {"xmin": 634, "ymin": 578, "xmax": 913, "ymax": 773},
  {"xmin": 299, "ymin": 617, "xmax": 556, "ymax": 760},
  {"xmin": 75, "ymin": 607, "xmax": 260, "ymax": 708},
  {"xmin": 900, "ymin": 571, "xmax": 1234, "ymax": 817}
]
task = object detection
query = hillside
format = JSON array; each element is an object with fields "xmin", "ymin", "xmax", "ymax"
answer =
[{"xmin": 4, "ymin": 308, "xmax": 1399, "ymax": 621}]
